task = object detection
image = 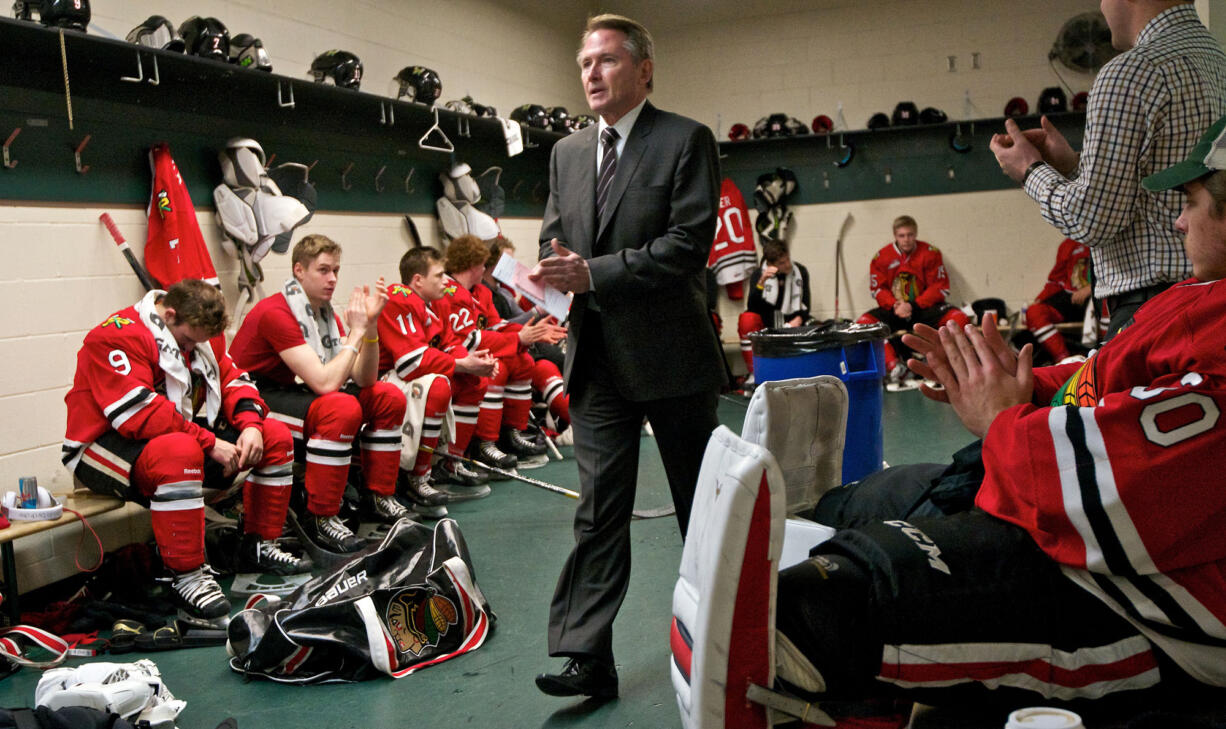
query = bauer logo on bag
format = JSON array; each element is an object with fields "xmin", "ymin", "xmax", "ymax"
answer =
[{"xmin": 386, "ymin": 588, "xmax": 458, "ymax": 656}]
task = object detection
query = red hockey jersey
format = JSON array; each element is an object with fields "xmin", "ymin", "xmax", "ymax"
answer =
[
  {"xmin": 707, "ymin": 178, "xmax": 755, "ymax": 287},
  {"xmin": 1035, "ymin": 238, "xmax": 1092, "ymax": 302},
  {"xmin": 977, "ymin": 278, "xmax": 1226, "ymax": 686},
  {"xmin": 229, "ymin": 293, "xmax": 347, "ymax": 386},
  {"xmin": 145, "ymin": 144, "xmax": 218, "ymax": 288},
  {"xmin": 377, "ymin": 283, "xmax": 459, "ymax": 381},
  {"xmin": 63, "ymin": 304, "xmax": 265, "ymax": 461},
  {"xmin": 437, "ymin": 277, "xmax": 521, "ymax": 359},
  {"xmin": 869, "ymin": 240, "xmax": 950, "ymax": 309}
]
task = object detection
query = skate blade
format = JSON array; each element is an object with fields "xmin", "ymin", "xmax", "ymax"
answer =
[{"xmin": 177, "ymin": 610, "xmax": 231, "ymax": 631}]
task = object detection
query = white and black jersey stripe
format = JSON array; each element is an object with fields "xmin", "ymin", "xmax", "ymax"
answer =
[
  {"xmin": 104, "ymin": 386, "xmax": 156, "ymax": 430},
  {"xmin": 395, "ymin": 346, "xmax": 428, "ymax": 380}
]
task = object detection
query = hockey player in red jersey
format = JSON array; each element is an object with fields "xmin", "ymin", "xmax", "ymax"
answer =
[
  {"xmin": 64, "ymin": 280, "xmax": 306, "ymax": 625},
  {"xmin": 379, "ymin": 247, "xmax": 498, "ymax": 495},
  {"xmin": 230, "ymin": 235, "xmax": 415, "ymax": 557},
  {"xmin": 440, "ymin": 235, "xmax": 566, "ymax": 470},
  {"xmin": 767, "ymin": 116, "xmax": 1226, "ymax": 706},
  {"xmin": 1024, "ymin": 237, "xmax": 1093, "ymax": 363},
  {"xmin": 736, "ymin": 241, "xmax": 812, "ymax": 379},
  {"xmin": 856, "ymin": 215, "xmax": 969, "ymax": 385}
]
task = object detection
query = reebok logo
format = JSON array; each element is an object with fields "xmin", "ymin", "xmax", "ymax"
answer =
[{"xmin": 883, "ymin": 520, "xmax": 950, "ymax": 575}]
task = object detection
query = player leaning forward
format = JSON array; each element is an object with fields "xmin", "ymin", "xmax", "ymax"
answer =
[
  {"xmin": 229, "ymin": 235, "xmax": 412, "ymax": 557},
  {"xmin": 63, "ymin": 280, "xmax": 304, "ymax": 625}
]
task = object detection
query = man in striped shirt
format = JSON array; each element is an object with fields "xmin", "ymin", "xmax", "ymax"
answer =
[
  {"xmin": 991, "ymin": 0, "xmax": 1226, "ymax": 338},
  {"xmin": 770, "ymin": 116, "xmax": 1226, "ymax": 705}
]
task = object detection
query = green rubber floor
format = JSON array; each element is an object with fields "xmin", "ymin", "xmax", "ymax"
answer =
[{"xmin": 0, "ymin": 390, "xmax": 973, "ymax": 729}]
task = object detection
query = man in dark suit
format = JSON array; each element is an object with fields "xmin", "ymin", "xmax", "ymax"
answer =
[{"xmin": 529, "ymin": 14, "xmax": 724, "ymax": 699}]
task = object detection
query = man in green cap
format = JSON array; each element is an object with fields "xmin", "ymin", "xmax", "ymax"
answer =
[{"xmin": 747, "ymin": 115, "xmax": 1226, "ymax": 709}]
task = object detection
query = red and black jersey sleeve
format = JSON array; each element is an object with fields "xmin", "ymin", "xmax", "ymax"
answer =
[{"xmin": 378, "ymin": 284, "xmax": 456, "ymax": 380}]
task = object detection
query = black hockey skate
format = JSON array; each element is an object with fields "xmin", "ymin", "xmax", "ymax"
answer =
[
  {"xmin": 233, "ymin": 532, "xmax": 313, "ymax": 576},
  {"xmin": 162, "ymin": 564, "xmax": 231, "ymax": 629},
  {"xmin": 431, "ymin": 461, "xmax": 492, "ymax": 501},
  {"xmin": 471, "ymin": 438, "xmax": 517, "ymax": 478}
]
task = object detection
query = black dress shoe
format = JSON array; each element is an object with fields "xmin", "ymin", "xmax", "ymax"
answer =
[{"xmin": 535, "ymin": 657, "xmax": 618, "ymax": 698}]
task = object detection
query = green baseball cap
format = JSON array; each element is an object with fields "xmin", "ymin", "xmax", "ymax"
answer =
[{"xmin": 1142, "ymin": 114, "xmax": 1226, "ymax": 192}]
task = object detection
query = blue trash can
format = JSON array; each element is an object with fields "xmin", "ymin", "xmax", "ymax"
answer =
[{"xmin": 749, "ymin": 322, "xmax": 890, "ymax": 484}]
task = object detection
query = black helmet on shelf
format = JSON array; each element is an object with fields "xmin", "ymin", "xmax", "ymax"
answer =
[
  {"xmin": 15, "ymin": 0, "xmax": 90, "ymax": 30},
  {"xmin": 570, "ymin": 114, "xmax": 595, "ymax": 131},
  {"xmin": 394, "ymin": 66, "xmax": 442, "ymax": 105},
  {"xmin": 547, "ymin": 106, "xmax": 571, "ymax": 133},
  {"xmin": 179, "ymin": 16, "xmax": 229, "ymax": 62},
  {"xmin": 229, "ymin": 33, "xmax": 271, "ymax": 72},
  {"xmin": 126, "ymin": 14, "xmax": 183, "ymax": 51},
  {"xmin": 891, "ymin": 101, "xmax": 919, "ymax": 126},
  {"xmin": 511, "ymin": 104, "xmax": 549, "ymax": 129},
  {"xmin": 919, "ymin": 106, "xmax": 947, "ymax": 124},
  {"xmin": 311, "ymin": 50, "xmax": 363, "ymax": 89},
  {"xmin": 752, "ymin": 113, "xmax": 800, "ymax": 138},
  {"xmin": 1038, "ymin": 86, "xmax": 1067, "ymax": 113},
  {"xmin": 866, "ymin": 112, "xmax": 891, "ymax": 130}
]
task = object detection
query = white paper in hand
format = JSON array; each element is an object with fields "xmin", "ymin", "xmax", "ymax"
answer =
[{"xmin": 492, "ymin": 253, "xmax": 572, "ymax": 321}]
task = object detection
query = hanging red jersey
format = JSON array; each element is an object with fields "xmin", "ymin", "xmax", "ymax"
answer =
[
  {"xmin": 707, "ymin": 178, "xmax": 755, "ymax": 297},
  {"xmin": 145, "ymin": 143, "xmax": 218, "ymax": 288}
]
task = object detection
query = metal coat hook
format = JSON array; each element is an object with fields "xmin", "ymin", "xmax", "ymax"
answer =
[
  {"xmin": 120, "ymin": 50, "xmax": 159, "ymax": 85},
  {"xmin": 404, "ymin": 168, "xmax": 416, "ymax": 194},
  {"xmin": 3, "ymin": 128, "xmax": 20, "ymax": 169},
  {"xmin": 374, "ymin": 165, "xmax": 386, "ymax": 193},
  {"xmin": 265, "ymin": 152, "xmax": 277, "ymax": 169},
  {"xmin": 73, "ymin": 134, "xmax": 91, "ymax": 174},
  {"xmin": 532, "ymin": 181, "xmax": 545, "ymax": 202},
  {"xmin": 277, "ymin": 81, "xmax": 295, "ymax": 109},
  {"xmin": 822, "ymin": 170, "xmax": 830, "ymax": 189},
  {"xmin": 380, "ymin": 101, "xmax": 395, "ymax": 126},
  {"xmin": 511, "ymin": 179, "xmax": 526, "ymax": 200},
  {"xmin": 947, "ymin": 166, "xmax": 956, "ymax": 180},
  {"xmin": 308, "ymin": 160, "xmax": 318, "ymax": 172},
  {"xmin": 340, "ymin": 161, "xmax": 354, "ymax": 191},
  {"xmin": 884, "ymin": 168, "xmax": 892, "ymax": 184},
  {"xmin": 457, "ymin": 116, "xmax": 471, "ymax": 138},
  {"xmin": 419, "ymin": 107, "xmax": 454, "ymax": 153}
]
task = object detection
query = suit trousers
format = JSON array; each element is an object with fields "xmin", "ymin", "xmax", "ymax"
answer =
[{"xmin": 548, "ymin": 312, "xmax": 719, "ymax": 663}]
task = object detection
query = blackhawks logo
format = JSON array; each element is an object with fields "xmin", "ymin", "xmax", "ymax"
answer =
[
  {"xmin": 391, "ymin": 284, "xmax": 412, "ymax": 298},
  {"xmin": 101, "ymin": 315, "xmax": 134, "ymax": 329},
  {"xmin": 385, "ymin": 588, "xmax": 458, "ymax": 657},
  {"xmin": 1052, "ymin": 356, "xmax": 1099, "ymax": 407},
  {"xmin": 891, "ymin": 272, "xmax": 919, "ymax": 303},
  {"xmin": 442, "ymin": 283, "xmax": 457, "ymax": 297},
  {"xmin": 157, "ymin": 190, "xmax": 172, "ymax": 217}
]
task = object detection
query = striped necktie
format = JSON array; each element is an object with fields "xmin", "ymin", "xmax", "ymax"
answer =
[{"xmin": 596, "ymin": 127, "xmax": 619, "ymax": 222}]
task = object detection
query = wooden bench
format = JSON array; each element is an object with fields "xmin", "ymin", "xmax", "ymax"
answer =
[{"xmin": 0, "ymin": 490, "xmax": 125, "ymax": 623}]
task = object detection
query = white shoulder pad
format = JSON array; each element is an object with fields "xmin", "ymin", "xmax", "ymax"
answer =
[{"xmin": 220, "ymin": 137, "xmax": 266, "ymax": 188}]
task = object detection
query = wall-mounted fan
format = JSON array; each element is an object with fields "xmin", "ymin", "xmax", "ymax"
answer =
[{"xmin": 1049, "ymin": 12, "xmax": 1119, "ymax": 73}]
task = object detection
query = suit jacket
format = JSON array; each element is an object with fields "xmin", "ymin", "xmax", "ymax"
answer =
[{"xmin": 539, "ymin": 101, "xmax": 724, "ymax": 402}]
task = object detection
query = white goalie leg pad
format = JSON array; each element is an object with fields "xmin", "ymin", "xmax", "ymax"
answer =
[
  {"xmin": 459, "ymin": 202, "xmax": 502, "ymax": 239},
  {"xmin": 213, "ymin": 184, "xmax": 259, "ymax": 249},
  {"xmin": 250, "ymin": 189, "xmax": 310, "ymax": 259},
  {"xmin": 383, "ymin": 371, "xmax": 455, "ymax": 469},
  {"xmin": 742, "ymin": 375, "xmax": 848, "ymax": 516},
  {"xmin": 672, "ymin": 425, "xmax": 785, "ymax": 729},
  {"xmin": 36, "ymin": 659, "xmax": 184, "ymax": 725},
  {"xmin": 436, "ymin": 197, "xmax": 469, "ymax": 240}
]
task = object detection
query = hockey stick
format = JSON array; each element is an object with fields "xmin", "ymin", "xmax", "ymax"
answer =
[
  {"xmin": 420, "ymin": 444, "xmax": 674, "ymax": 519},
  {"xmin": 833, "ymin": 213, "xmax": 853, "ymax": 319},
  {"xmin": 99, "ymin": 213, "xmax": 158, "ymax": 291},
  {"xmin": 404, "ymin": 215, "xmax": 425, "ymax": 249}
]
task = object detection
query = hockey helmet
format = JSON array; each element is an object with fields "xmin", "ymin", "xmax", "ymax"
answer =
[
  {"xmin": 311, "ymin": 50, "xmax": 363, "ymax": 90},
  {"xmin": 1071, "ymin": 91, "xmax": 1089, "ymax": 112},
  {"xmin": 919, "ymin": 107, "xmax": 947, "ymax": 125},
  {"xmin": 230, "ymin": 33, "xmax": 271, "ymax": 72},
  {"xmin": 1003, "ymin": 96, "xmax": 1029, "ymax": 117},
  {"xmin": 126, "ymin": 14, "xmax": 183, "ymax": 52},
  {"xmin": 511, "ymin": 104, "xmax": 550, "ymax": 129},
  {"xmin": 570, "ymin": 114, "xmax": 596, "ymax": 131},
  {"xmin": 547, "ymin": 106, "xmax": 571, "ymax": 134},
  {"xmin": 891, "ymin": 101, "xmax": 919, "ymax": 126},
  {"xmin": 1038, "ymin": 86, "xmax": 1067, "ymax": 113},
  {"xmin": 753, "ymin": 113, "xmax": 793, "ymax": 138},
  {"xmin": 179, "ymin": 16, "xmax": 229, "ymax": 62},
  {"xmin": 810, "ymin": 115, "xmax": 834, "ymax": 134},
  {"xmin": 866, "ymin": 112, "xmax": 890, "ymax": 130},
  {"xmin": 394, "ymin": 66, "xmax": 442, "ymax": 105},
  {"xmin": 728, "ymin": 123, "xmax": 751, "ymax": 141},
  {"xmin": 17, "ymin": 0, "xmax": 90, "ymax": 30}
]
